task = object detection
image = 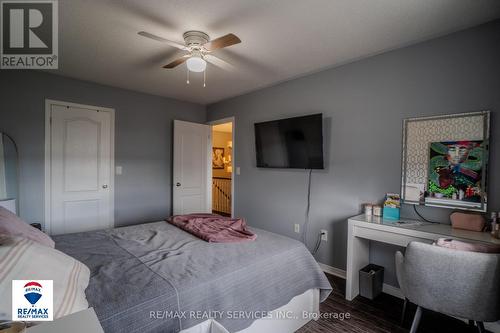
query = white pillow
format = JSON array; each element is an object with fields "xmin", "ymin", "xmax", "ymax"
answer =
[{"xmin": 0, "ymin": 235, "xmax": 90, "ymax": 320}]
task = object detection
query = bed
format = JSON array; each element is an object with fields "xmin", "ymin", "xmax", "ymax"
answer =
[{"xmin": 53, "ymin": 221, "xmax": 332, "ymax": 333}]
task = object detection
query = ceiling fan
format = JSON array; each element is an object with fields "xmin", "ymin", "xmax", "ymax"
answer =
[{"xmin": 138, "ymin": 30, "xmax": 241, "ymax": 86}]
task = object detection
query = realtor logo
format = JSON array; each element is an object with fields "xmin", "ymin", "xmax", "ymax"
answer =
[
  {"xmin": 1, "ymin": 0, "xmax": 58, "ymax": 69},
  {"xmin": 12, "ymin": 280, "xmax": 53, "ymax": 321}
]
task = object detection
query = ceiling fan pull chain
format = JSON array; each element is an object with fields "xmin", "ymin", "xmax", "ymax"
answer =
[
  {"xmin": 186, "ymin": 67, "xmax": 190, "ymax": 84},
  {"xmin": 203, "ymin": 69, "xmax": 206, "ymax": 87}
]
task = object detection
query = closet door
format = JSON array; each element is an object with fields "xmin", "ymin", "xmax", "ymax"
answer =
[{"xmin": 49, "ymin": 103, "xmax": 114, "ymax": 235}]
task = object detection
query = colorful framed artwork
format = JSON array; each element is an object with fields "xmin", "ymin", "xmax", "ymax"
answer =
[
  {"xmin": 428, "ymin": 140, "xmax": 484, "ymax": 203},
  {"xmin": 212, "ymin": 147, "xmax": 225, "ymax": 169}
]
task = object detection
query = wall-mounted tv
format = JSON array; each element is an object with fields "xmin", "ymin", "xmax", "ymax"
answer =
[{"xmin": 255, "ymin": 113, "xmax": 324, "ymax": 169}]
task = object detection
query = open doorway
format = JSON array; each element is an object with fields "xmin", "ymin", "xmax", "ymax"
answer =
[{"xmin": 210, "ymin": 119, "xmax": 233, "ymax": 217}]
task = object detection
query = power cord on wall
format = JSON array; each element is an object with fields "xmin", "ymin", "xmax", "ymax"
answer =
[
  {"xmin": 301, "ymin": 169, "xmax": 337, "ymax": 291},
  {"xmin": 302, "ymin": 169, "xmax": 324, "ymax": 255},
  {"xmin": 311, "ymin": 232, "xmax": 322, "ymax": 255},
  {"xmin": 413, "ymin": 204, "xmax": 439, "ymax": 223},
  {"xmin": 302, "ymin": 169, "xmax": 313, "ymax": 244}
]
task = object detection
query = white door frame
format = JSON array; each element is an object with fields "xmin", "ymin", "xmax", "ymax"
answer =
[
  {"xmin": 44, "ymin": 99, "xmax": 115, "ymax": 234},
  {"xmin": 207, "ymin": 116, "xmax": 235, "ymax": 217}
]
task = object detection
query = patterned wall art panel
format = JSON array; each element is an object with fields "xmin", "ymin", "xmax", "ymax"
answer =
[{"xmin": 401, "ymin": 111, "xmax": 489, "ymax": 211}]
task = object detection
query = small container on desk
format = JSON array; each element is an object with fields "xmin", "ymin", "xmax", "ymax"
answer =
[
  {"xmin": 383, "ymin": 206, "xmax": 400, "ymax": 220},
  {"xmin": 364, "ymin": 204, "xmax": 373, "ymax": 216}
]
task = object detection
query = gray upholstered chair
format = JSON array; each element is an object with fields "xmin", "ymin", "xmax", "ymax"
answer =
[{"xmin": 395, "ymin": 241, "xmax": 500, "ymax": 333}]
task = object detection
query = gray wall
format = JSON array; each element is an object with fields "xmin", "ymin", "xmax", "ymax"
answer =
[
  {"xmin": 207, "ymin": 20, "xmax": 500, "ymax": 286},
  {"xmin": 0, "ymin": 70, "xmax": 205, "ymax": 227}
]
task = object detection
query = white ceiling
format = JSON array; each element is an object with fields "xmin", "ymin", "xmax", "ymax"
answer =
[{"xmin": 54, "ymin": 0, "xmax": 500, "ymax": 105}]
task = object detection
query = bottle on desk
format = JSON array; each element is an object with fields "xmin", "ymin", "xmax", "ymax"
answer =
[
  {"xmin": 491, "ymin": 212, "xmax": 498, "ymax": 238},
  {"xmin": 494, "ymin": 224, "xmax": 500, "ymax": 239}
]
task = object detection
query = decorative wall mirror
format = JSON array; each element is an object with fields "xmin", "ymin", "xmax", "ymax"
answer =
[
  {"xmin": 401, "ymin": 111, "xmax": 490, "ymax": 212},
  {"xmin": 0, "ymin": 133, "xmax": 19, "ymax": 214}
]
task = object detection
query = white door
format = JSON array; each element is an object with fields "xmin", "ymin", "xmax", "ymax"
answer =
[
  {"xmin": 48, "ymin": 103, "xmax": 114, "ymax": 235},
  {"xmin": 173, "ymin": 120, "xmax": 211, "ymax": 215}
]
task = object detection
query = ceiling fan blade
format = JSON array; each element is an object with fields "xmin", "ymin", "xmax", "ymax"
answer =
[
  {"xmin": 203, "ymin": 33, "xmax": 241, "ymax": 52},
  {"xmin": 163, "ymin": 55, "xmax": 190, "ymax": 69},
  {"xmin": 204, "ymin": 54, "xmax": 235, "ymax": 71},
  {"xmin": 138, "ymin": 31, "xmax": 187, "ymax": 50}
]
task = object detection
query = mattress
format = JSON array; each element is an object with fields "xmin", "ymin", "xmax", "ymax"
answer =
[{"xmin": 54, "ymin": 221, "xmax": 332, "ymax": 333}]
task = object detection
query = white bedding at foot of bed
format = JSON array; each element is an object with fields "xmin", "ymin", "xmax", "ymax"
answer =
[{"xmin": 180, "ymin": 288, "xmax": 319, "ymax": 333}]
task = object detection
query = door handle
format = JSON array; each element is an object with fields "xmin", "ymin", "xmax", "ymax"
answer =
[
  {"xmin": 102, "ymin": 184, "xmax": 108, "ymax": 189},
  {"xmin": 176, "ymin": 182, "xmax": 181, "ymax": 187}
]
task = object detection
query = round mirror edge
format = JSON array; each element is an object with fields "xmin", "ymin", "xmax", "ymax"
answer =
[{"xmin": 0, "ymin": 132, "xmax": 20, "ymax": 216}]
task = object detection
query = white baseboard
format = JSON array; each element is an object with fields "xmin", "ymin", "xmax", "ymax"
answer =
[
  {"xmin": 318, "ymin": 263, "xmax": 346, "ymax": 279},
  {"xmin": 318, "ymin": 262, "xmax": 404, "ymax": 299},
  {"xmin": 381, "ymin": 283, "xmax": 404, "ymax": 299}
]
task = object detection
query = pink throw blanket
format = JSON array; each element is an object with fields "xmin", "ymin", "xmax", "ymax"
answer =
[{"xmin": 167, "ymin": 214, "xmax": 257, "ymax": 243}]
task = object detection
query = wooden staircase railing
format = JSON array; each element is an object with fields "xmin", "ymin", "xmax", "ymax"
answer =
[{"xmin": 212, "ymin": 177, "xmax": 231, "ymax": 215}]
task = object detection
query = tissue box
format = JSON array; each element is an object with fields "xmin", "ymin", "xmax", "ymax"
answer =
[{"xmin": 383, "ymin": 206, "xmax": 400, "ymax": 220}]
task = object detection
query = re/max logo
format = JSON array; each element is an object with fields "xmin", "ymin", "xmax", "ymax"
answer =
[
  {"xmin": 18, "ymin": 308, "xmax": 49, "ymax": 315},
  {"xmin": 12, "ymin": 280, "xmax": 53, "ymax": 321}
]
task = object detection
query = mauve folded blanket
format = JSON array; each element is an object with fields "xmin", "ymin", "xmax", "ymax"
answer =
[{"xmin": 167, "ymin": 213, "xmax": 257, "ymax": 242}]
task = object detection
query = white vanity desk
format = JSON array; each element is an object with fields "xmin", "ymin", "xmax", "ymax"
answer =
[{"xmin": 346, "ymin": 214, "xmax": 500, "ymax": 301}]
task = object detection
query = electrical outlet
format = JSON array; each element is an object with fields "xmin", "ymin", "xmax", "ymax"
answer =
[
  {"xmin": 321, "ymin": 229, "xmax": 328, "ymax": 242},
  {"xmin": 294, "ymin": 224, "xmax": 300, "ymax": 233}
]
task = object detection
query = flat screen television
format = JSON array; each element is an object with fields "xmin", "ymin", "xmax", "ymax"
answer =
[{"xmin": 255, "ymin": 113, "xmax": 324, "ymax": 169}]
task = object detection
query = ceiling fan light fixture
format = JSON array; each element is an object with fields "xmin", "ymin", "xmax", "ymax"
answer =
[
  {"xmin": 186, "ymin": 56, "xmax": 206, "ymax": 72},
  {"xmin": 139, "ymin": 29, "xmax": 241, "ymax": 86}
]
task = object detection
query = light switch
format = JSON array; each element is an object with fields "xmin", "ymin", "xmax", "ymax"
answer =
[
  {"xmin": 236, "ymin": 167, "xmax": 241, "ymax": 175},
  {"xmin": 116, "ymin": 166, "xmax": 123, "ymax": 175}
]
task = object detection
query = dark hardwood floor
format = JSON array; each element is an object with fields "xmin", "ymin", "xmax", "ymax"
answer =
[{"xmin": 298, "ymin": 274, "xmax": 488, "ymax": 333}]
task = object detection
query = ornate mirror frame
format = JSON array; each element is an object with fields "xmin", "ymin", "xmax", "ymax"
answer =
[{"xmin": 401, "ymin": 111, "xmax": 490, "ymax": 212}]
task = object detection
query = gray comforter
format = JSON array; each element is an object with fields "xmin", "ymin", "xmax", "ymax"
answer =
[{"xmin": 54, "ymin": 222, "xmax": 331, "ymax": 333}]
